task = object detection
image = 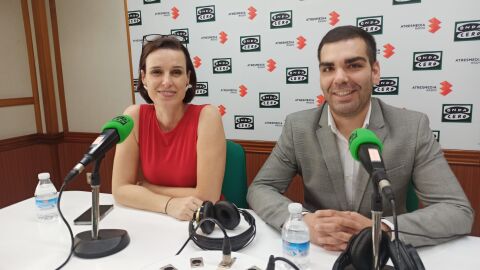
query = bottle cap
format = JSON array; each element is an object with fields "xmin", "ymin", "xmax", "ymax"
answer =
[
  {"xmin": 38, "ymin": 172, "xmax": 50, "ymax": 180},
  {"xmin": 288, "ymin": 202, "xmax": 302, "ymax": 214}
]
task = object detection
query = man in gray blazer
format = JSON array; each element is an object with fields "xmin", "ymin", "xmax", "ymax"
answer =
[{"xmin": 247, "ymin": 26, "xmax": 473, "ymax": 251}]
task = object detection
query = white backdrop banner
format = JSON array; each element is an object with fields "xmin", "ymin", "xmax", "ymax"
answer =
[{"xmin": 127, "ymin": 0, "xmax": 479, "ymax": 150}]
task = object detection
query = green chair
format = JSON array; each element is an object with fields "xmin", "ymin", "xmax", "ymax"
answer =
[
  {"xmin": 221, "ymin": 140, "xmax": 248, "ymax": 208},
  {"xmin": 406, "ymin": 180, "xmax": 419, "ymax": 212}
]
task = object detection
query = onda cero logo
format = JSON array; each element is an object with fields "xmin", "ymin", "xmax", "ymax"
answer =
[
  {"xmin": 128, "ymin": 11, "xmax": 142, "ymax": 26},
  {"xmin": 195, "ymin": 82, "xmax": 208, "ymax": 96},
  {"xmin": 240, "ymin": 35, "xmax": 261, "ymax": 52},
  {"xmin": 454, "ymin": 20, "xmax": 480, "ymax": 41},
  {"xmin": 133, "ymin": 79, "xmax": 139, "ymax": 92},
  {"xmin": 442, "ymin": 104, "xmax": 472, "ymax": 123},
  {"xmin": 373, "ymin": 77, "xmax": 399, "ymax": 95},
  {"xmin": 286, "ymin": 67, "xmax": 308, "ymax": 84},
  {"xmin": 393, "ymin": 0, "xmax": 421, "ymax": 5},
  {"xmin": 432, "ymin": 130, "xmax": 440, "ymax": 142},
  {"xmin": 212, "ymin": 58, "xmax": 232, "ymax": 74},
  {"xmin": 270, "ymin": 10, "xmax": 293, "ymax": 29},
  {"xmin": 196, "ymin": 5, "xmax": 215, "ymax": 22},
  {"xmin": 171, "ymin": 29, "xmax": 189, "ymax": 44},
  {"xmin": 357, "ymin": 16, "xmax": 383, "ymax": 35},
  {"xmin": 259, "ymin": 93, "xmax": 280, "ymax": 108},
  {"xmin": 413, "ymin": 51, "xmax": 443, "ymax": 71},
  {"xmin": 235, "ymin": 115, "xmax": 254, "ymax": 130}
]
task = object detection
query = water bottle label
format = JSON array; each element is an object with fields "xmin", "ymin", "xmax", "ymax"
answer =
[
  {"xmin": 283, "ymin": 240, "xmax": 310, "ymax": 257},
  {"xmin": 35, "ymin": 197, "xmax": 58, "ymax": 209}
]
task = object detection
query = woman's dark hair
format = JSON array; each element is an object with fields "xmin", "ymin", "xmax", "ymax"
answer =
[
  {"xmin": 137, "ymin": 36, "xmax": 196, "ymax": 104},
  {"xmin": 317, "ymin": 25, "xmax": 377, "ymax": 65}
]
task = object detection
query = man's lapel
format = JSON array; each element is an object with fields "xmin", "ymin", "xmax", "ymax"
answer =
[{"xmin": 316, "ymin": 104, "xmax": 348, "ymax": 211}]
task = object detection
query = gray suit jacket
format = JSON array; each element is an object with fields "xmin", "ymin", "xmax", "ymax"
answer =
[{"xmin": 247, "ymin": 98, "xmax": 473, "ymax": 247}]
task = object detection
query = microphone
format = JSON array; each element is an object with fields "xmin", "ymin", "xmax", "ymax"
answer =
[
  {"xmin": 65, "ymin": 115, "xmax": 134, "ymax": 183},
  {"xmin": 349, "ymin": 128, "xmax": 394, "ymax": 201}
]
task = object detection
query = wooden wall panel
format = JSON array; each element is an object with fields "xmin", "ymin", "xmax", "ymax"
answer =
[{"xmin": 0, "ymin": 144, "xmax": 57, "ymax": 208}]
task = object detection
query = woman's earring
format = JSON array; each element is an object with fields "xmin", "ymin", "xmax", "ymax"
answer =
[{"xmin": 186, "ymin": 84, "xmax": 192, "ymax": 90}]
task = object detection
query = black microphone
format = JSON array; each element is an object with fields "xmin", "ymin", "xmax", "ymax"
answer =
[
  {"xmin": 64, "ymin": 115, "xmax": 134, "ymax": 183},
  {"xmin": 349, "ymin": 128, "xmax": 394, "ymax": 201}
]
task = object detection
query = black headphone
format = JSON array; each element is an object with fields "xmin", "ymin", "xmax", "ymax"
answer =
[
  {"xmin": 333, "ymin": 227, "xmax": 425, "ymax": 270},
  {"xmin": 189, "ymin": 201, "xmax": 256, "ymax": 251}
]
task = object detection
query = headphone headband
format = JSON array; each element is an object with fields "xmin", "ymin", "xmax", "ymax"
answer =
[{"xmin": 189, "ymin": 209, "xmax": 256, "ymax": 251}]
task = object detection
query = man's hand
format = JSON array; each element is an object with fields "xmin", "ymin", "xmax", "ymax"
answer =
[{"xmin": 304, "ymin": 210, "xmax": 385, "ymax": 251}]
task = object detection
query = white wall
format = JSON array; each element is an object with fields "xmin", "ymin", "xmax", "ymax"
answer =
[
  {"xmin": 0, "ymin": 0, "xmax": 36, "ymax": 139},
  {"xmin": 55, "ymin": 0, "xmax": 132, "ymax": 132}
]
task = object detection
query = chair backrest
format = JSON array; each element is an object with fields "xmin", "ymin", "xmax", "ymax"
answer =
[
  {"xmin": 221, "ymin": 140, "xmax": 248, "ymax": 208},
  {"xmin": 406, "ymin": 180, "xmax": 419, "ymax": 212}
]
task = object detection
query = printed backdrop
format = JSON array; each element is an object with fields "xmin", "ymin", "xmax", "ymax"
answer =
[{"xmin": 127, "ymin": 0, "xmax": 479, "ymax": 150}]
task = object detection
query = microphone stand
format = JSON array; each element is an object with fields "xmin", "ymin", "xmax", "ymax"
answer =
[
  {"xmin": 73, "ymin": 155, "xmax": 130, "ymax": 258},
  {"xmin": 371, "ymin": 182, "xmax": 383, "ymax": 270}
]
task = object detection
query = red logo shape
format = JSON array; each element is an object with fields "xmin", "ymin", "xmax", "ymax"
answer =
[
  {"xmin": 296, "ymin": 36, "xmax": 306, "ymax": 49},
  {"xmin": 218, "ymin": 105, "xmax": 226, "ymax": 116},
  {"xmin": 428, "ymin": 17, "xmax": 441, "ymax": 33},
  {"xmin": 317, "ymin": 95, "xmax": 325, "ymax": 106},
  {"xmin": 440, "ymin": 81, "xmax": 452, "ymax": 96},
  {"xmin": 193, "ymin": 56, "xmax": 202, "ymax": 68},
  {"xmin": 219, "ymin": 31, "xmax": 228, "ymax": 44},
  {"xmin": 171, "ymin": 7, "xmax": 179, "ymax": 19},
  {"xmin": 248, "ymin": 6, "xmax": 257, "ymax": 20},
  {"xmin": 266, "ymin": 59, "xmax": 276, "ymax": 72},
  {"xmin": 239, "ymin": 85, "xmax": 248, "ymax": 97},
  {"xmin": 329, "ymin": 11, "xmax": 340, "ymax": 26},
  {"xmin": 383, "ymin": 43, "xmax": 395, "ymax": 58}
]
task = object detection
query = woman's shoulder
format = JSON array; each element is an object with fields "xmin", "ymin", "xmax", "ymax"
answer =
[{"xmin": 196, "ymin": 104, "xmax": 221, "ymax": 120}]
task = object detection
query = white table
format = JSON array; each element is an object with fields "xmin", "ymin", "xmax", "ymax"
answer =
[{"xmin": 1, "ymin": 191, "xmax": 479, "ymax": 269}]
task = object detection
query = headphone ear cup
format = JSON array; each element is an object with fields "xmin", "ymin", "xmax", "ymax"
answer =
[
  {"xmin": 213, "ymin": 201, "xmax": 240, "ymax": 230},
  {"xmin": 199, "ymin": 201, "xmax": 215, "ymax": 234},
  {"xmin": 389, "ymin": 240, "xmax": 425, "ymax": 270},
  {"xmin": 349, "ymin": 227, "xmax": 390, "ymax": 270}
]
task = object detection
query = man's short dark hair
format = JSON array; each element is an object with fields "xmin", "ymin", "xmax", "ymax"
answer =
[{"xmin": 317, "ymin": 25, "xmax": 377, "ymax": 64}]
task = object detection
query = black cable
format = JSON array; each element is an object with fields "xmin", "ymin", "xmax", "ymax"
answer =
[
  {"xmin": 390, "ymin": 199, "xmax": 401, "ymax": 266},
  {"xmin": 176, "ymin": 218, "xmax": 231, "ymax": 255},
  {"xmin": 265, "ymin": 255, "xmax": 301, "ymax": 270},
  {"xmin": 55, "ymin": 182, "xmax": 74, "ymax": 270}
]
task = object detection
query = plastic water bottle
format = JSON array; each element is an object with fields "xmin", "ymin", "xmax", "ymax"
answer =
[
  {"xmin": 34, "ymin": 172, "xmax": 59, "ymax": 222},
  {"xmin": 282, "ymin": 202, "xmax": 310, "ymax": 269}
]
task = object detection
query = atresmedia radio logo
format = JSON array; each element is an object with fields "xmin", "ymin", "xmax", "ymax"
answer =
[
  {"xmin": 195, "ymin": 82, "xmax": 208, "ymax": 96},
  {"xmin": 413, "ymin": 51, "xmax": 443, "ymax": 71},
  {"xmin": 286, "ymin": 67, "xmax": 308, "ymax": 84},
  {"xmin": 357, "ymin": 16, "xmax": 383, "ymax": 35},
  {"xmin": 442, "ymin": 104, "xmax": 472, "ymax": 123},
  {"xmin": 259, "ymin": 93, "xmax": 280, "ymax": 108},
  {"xmin": 196, "ymin": 6, "xmax": 215, "ymax": 22},
  {"xmin": 270, "ymin": 10, "xmax": 293, "ymax": 29},
  {"xmin": 128, "ymin": 11, "xmax": 141, "ymax": 26},
  {"xmin": 235, "ymin": 116, "xmax": 254, "ymax": 129},
  {"xmin": 212, "ymin": 58, "xmax": 232, "ymax": 74},
  {"xmin": 240, "ymin": 36, "xmax": 261, "ymax": 52},
  {"xmin": 454, "ymin": 20, "xmax": 480, "ymax": 41},
  {"xmin": 171, "ymin": 29, "xmax": 189, "ymax": 44},
  {"xmin": 373, "ymin": 77, "xmax": 399, "ymax": 95}
]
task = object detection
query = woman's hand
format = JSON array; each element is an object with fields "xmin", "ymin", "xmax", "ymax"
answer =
[{"xmin": 166, "ymin": 196, "xmax": 204, "ymax": 221}]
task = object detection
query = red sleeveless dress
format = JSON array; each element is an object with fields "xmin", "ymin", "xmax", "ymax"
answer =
[{"xmin": 139, "ymin": 104, "xmax": 207, "ymax": 187}]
